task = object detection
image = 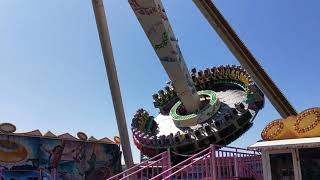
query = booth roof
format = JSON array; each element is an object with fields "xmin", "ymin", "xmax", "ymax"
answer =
[
  {"xmin": 248, "ymin": 137, "xmax": 320, "ymax": 151},
  {"xmin": 0, "ymin": 129, "xmax": 116, "ymax": 145}
]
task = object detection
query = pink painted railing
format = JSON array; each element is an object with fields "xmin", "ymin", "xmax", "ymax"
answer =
[
  {"xmin": 107, "ymin": 150, "xmax": 170, "ymax": 180},
  {"xmin": 214, "ymin": 146, "xmax": 263, "ymax": 180},
  {"xmin": 151, "ymin": 146, "xmax": 214, "ymax": 180},
  {"xmin": 108, "ymin": 145, "xmax": 262, "ymax": 180},
  {"xmin": 151, "ymin": 145, "xmax": 262, "ymax": 180}
]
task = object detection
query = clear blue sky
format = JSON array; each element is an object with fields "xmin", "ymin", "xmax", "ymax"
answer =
[{"xmin": 0, "ymin": 0, "xmax": 319, "ymax": 163}]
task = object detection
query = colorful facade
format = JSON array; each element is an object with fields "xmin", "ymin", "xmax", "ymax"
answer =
[{"xmin": 0, "ymin": 130, "xmax": 121, "ymax": 180}]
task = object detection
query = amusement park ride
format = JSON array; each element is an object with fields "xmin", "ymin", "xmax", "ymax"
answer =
[
  {"xmin": 94, "ymin": 1, "xmax": 320, "ymax": 172},
  {"xmin": 1, "ymin": 0, "xmax": 319, "ymax": 179},
  {"xmin": 126, "ymin": 0, "xmax": 297, "ymax": 159}
]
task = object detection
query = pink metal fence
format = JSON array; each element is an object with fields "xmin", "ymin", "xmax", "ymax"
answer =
[
  {"xmin": 107, "ymin": 150, "xmax": 170, "ymax": 180},
  {"xmin": 150, "ymin": 145, "xmax": 262, "ymax": 180},
  {"xmin": 107, "ymin": 145, "xmax": 262, "ymax": 180},
  {"xmin": 214, "ymin": 146, "xmax": 263, "ymax": 180},
  {"xmin": 151, "ymin": 146, "xmax": 213, "ymax": 180}
]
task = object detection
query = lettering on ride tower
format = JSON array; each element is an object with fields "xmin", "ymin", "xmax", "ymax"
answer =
[
  {"xmin": 155, "ymin": 32, "xmax": 169, "ymax": 50},
  {"xmin": 146, "ymin": 21, "xmax": 162, "ymax": 37},
  {"xmin": 129, "ymin": 0, "xmax": 201, "ymax": 113}
]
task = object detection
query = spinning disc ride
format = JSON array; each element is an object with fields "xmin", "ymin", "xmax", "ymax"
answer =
[
  {"xmin": 128, "ymin": 0, "xmax": 266, "ymax": 157},
  {"xmin": 132, "ymin": 65, "xmax": 264, "ymax": 156},
  {"xmin": 92, "ymin": 0, "xmax": 303, "ymax": 167}
]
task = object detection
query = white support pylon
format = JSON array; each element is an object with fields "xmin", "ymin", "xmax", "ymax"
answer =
[
  {"xmin": 92, "ymin": 0, "xmax": 134, "ymax": 168},
  {"xmin": 129, "ymin": 0, "xmax": 201, "ymax": 113}
]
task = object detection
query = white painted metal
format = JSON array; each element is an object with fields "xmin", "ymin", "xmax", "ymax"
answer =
[
  {"xmin": 265, "ymin": 149, "xmax": 301, "ymax": 180},
  {"xmin": 249, "ymin": 137, "xmax": 320, "ymax": 150},
  {"xmin": 261, "ymin": 152, "xmax": 269, "ymax": 180},
  {"xmin": 92, "ymin": 0, "xmax": 134, "ymax": 167},
  {"xmin": 295, "ymin": 149, "xmax": 302, "ymax": 180},
  {"xmin": 129, "ymin": 0, "xmax": 200, "ymax": 113},
  {"xmin": 249, "ymin": 138, "xmax": 320, "ymax": 180}
]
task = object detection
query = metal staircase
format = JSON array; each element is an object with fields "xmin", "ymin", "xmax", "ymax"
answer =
[
  {"xmin": 107, "ymin": 145, "xmax": 263, "ymax": 180},
  {"xmin": 107, "ymin": 150, "xmax": 170, "ymax": 180}
]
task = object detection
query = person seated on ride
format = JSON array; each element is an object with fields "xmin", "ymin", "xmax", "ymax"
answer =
[
  {"xmin": 133, "ymin": 113, "xmax": 143, "ymax": 129},
  {"xmin": 158, "ymin": 90, "xmax": 166, "ymax": 106},
  {"xmin": 191, "ymin": 67, "xmax": 197, "ymax": 77},
  {"xmin": 157, "ymin": 138, "xmax": 162, "ymax": 146},
  {"xmin": 235, "ymin": 102, "xmax": 246, "ymax": 113},
  {"xmin": 160, "ymin": 135, "xmax": 166, "ymax": 145},
  {"xmin": 141, "ymin": 110, "xmax": 149, "ymax": 121},
  {"xmin": 217, "ymin": 65, "xmax": 225, "ymax": 80},
  {"xmin": 210, "ymin": 67, "xmax": 218, "ymax": 80},
  {"xmin": 133, "ymin": 112, "xmax": 140, "ymax": 119},
  {"xmin": 168, "ymin": 82, "xmax": 177, "ymax": 96},
  {"xmin": 137, "ymin": 108, "xmax": 144, "ymax": 115},
  {"xmin": 164, "ymin": 86, "xmax": 173, "ymax": 99},
  {"xmin": 204, "ymin": 125, "xmax": 213, "ymax": 135},
  {"xmin": 224, "ymin": 113, "xmax": 232, "ymax": 121},
  {"xmin": 194, "ymin": 129, "xmax": 203, "ymax": 139},
  {"xmin": 192, "ymin": 74, "xmax": 200, "ymax": 90},
  {"xmin": 152, "ymin": 93, "xmax": 160, "ymax": 107},
  {"xmin": 136, "ymin": 112, "xmax": 148, "ymax": 131},
  {"xmin": 230, "ymin": 108, "xmax": 238, "ymax": 117},
  {"xmin": 209, "ymin": 67, "xmax": 217, "ymax": 89},
  {"xmin": 150, "ymin": 120, "xmax": 158, "ymax": 133},
  {"xmin": 204, "ymin": 68, "xmax": 211, "ymax": 89},
  {"xmin": 151, "ymin": 136, "xmax": 157, "ymax": 146},
  {"xmin": 131, "ymin": 118, "xmax": 139, "ymax": 128},
  {"xmin": 168, "ymin": 133, "xmax": 174, "ymax": 144},
  {"xmin": 174, "ymin": 132, "xmax": 181, "ymax": 143},
  {"xmin": 239, "ymin": 72, "xmax": 249, "ymax": 86},
  {"xmin": 184, "ymin": 133, "xmax": 191, "ymax": 141},
  {"xmin": 236, "ymin": 65, "xmax": 242, "ymax": 71},
  {"xmin": 224, "ymin": 65, "xmax": 231, "ymax": 79},
  {"xmin": 214, "ymin": 117, "xmax": 224, "ymax": 128},
  {"xmin": 166, "ymin": 133, "xmax": 174, "ymax": 145},
  {"xmin": 228, "ymin": 65, "xmax": 237, "ymax": 80},
  {"xmin": 197, "ymin": 70, "xmax": 205, "ymax": 89}
]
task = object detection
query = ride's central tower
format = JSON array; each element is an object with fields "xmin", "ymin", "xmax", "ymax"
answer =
[
  {"xmin": 129, "ymin": 0, "xmax": 201, "ymax": 114},
  {"xmin": 128, "ymin": 0, "xmax": 265, "ymax": 157}
]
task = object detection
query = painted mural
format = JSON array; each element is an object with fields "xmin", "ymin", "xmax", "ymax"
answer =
[{"xmin": 0, "ymin": 134, "xmax": 121, "ymax": 180}]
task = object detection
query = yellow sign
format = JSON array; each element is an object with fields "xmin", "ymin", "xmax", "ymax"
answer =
[
  {"xmin": 262, "ymin": 108, "xmax": 320, "ymax": 140},
  {"xmin": 114, "ymin": 136, "xmax": 121, "ymax": 145}
]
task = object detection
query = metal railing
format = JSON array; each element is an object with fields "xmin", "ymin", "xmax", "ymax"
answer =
[
  {"xmin": 107, "ymin": 145, "xmax": 262, "ymax": 180},
  {"xmin": 151, "ymin": 145, "xmax": 262, "ymax": 180},
  {"xmin": 151, "ymin": 147, "xmax": 213, "ymax": 180},
  {"xmin": 214, "ymin": 146, "xmax": 263, "ymax": 180},
  {"xmin": 107, "ymin": 150, "xmax": 170, "ymax": 180}
]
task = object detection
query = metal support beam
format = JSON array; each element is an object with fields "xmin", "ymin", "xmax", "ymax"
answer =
[
  {"xmin": 193, "ymin": 0, "xmax": 297, "ymax": 118},
  {"xmin": 129, "ymin": 0, "xmax": 201, "ymax": 113},
  {"xmin": 92, "ymin": 0, "xmax": 134, "ymax": 167}
]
